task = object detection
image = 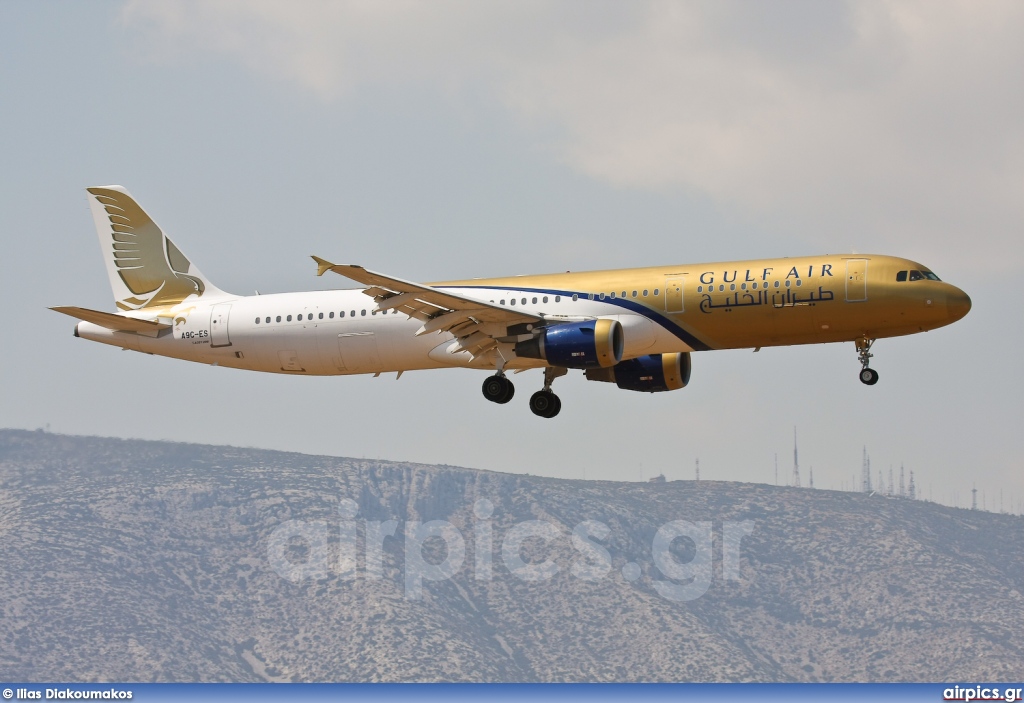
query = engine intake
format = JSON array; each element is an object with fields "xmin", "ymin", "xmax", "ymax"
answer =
[
  {"xmin": 515, "ymin": 319, "xmax": 623, "ymax": 369},
  {"xmin": 585, "ymin": 352, "xmax": 691, "ymax": 392}
]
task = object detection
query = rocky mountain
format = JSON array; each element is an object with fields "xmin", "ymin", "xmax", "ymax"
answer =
[{"xmin": 0, "ymin": 428, "xmax": 1021, "ymax": 682}]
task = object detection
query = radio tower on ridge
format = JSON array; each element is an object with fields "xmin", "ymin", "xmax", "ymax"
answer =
[
  {"xmin": 695, "ymin": 458, "xmax": 700, "ymax": 482},
  {"xmin": 792, "ymin": 427, "xmax": 801, "ymax": 488},
  {"xmin": 861, "ymin": 447, "xmax": 872, "ymax": 493},
  {"xmin": 899, "ymin": 464, "xmax": 906, "ymax": 497}
]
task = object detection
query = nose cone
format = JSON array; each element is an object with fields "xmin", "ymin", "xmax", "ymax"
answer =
[{"xmin": 946, "ymin": 286, "xmax": 972, "ymax": 322}]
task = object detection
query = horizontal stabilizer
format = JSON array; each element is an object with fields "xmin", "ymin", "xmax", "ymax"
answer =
[{"xmin": 50, "ymin": 306, "xmax": 171, "ymax": 333}]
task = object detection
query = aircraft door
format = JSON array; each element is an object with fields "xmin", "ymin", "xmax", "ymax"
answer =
[
  {"xmin": 210, "ymin": 303, "xmax": 232, "ymax": 347},
  {"xmin": 665, "ymin": 278, "xmax": 684, "ymax": 313},
  {"xmin": 845, "ymin": 259, "xmax": 868, "ymax": 302}
]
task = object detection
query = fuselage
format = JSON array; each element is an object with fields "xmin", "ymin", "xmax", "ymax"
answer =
[{"xmin": 75, "ymin": 253, "xmax": 971, "ymax": 377}]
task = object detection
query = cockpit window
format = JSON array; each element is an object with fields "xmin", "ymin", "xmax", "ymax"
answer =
[{"xmin": 906, "ymin": 270, "xmax": 941, "ymax": 282}]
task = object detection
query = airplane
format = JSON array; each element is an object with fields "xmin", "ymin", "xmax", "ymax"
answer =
[{"xmin": 52, "ymin": 186, "xmax": 972, "ymax": 418}]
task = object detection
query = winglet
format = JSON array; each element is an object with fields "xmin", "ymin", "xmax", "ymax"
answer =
[{"xmin": 312, "ymin": 255, "xmax": 338, "ymax": 277}]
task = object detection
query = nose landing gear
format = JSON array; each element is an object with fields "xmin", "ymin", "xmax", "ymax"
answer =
[{"xmin": 856, "ymin": 338, "xmax": 879, "ymax": 385}]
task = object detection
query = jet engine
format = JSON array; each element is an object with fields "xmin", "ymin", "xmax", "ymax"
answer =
[
  {"xmin": 514, "ymin": 319, "xmax": 623, "ymax": 369},
  {"xmin": 585, "ymin": 352, "xmax": 691, "ymax": 392}
]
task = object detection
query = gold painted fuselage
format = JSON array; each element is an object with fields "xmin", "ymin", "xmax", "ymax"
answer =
[{"xmin": 442, "ymin": 253, "xmax": 971, "ymax": 352}]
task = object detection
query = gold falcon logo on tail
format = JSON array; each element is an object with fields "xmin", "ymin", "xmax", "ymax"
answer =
[{"xmin": 86, "ymin": 186, "xmax": 222, "ymax": 310}]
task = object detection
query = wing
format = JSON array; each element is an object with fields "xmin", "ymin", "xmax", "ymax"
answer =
[
  {"xmin": 313, "ymin": 257, "xmax": 543, "ymax": 358},
  {"xmin": 87, "ymin": 187, "xmax": 205, "ymax": 309}
]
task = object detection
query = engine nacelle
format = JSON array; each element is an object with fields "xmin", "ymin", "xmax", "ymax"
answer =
[
  {"xmin": 514, "ymin": 319, "xmax": 623, "ymax": 369},
  {"xmin": 585, "ymin": 352, "xmax": 691, "ymax": 392}
]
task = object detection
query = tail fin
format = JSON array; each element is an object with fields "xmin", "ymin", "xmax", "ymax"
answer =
[{"xmin": 86, "ymin": 185, "xmax": 226, "ymax": 311}]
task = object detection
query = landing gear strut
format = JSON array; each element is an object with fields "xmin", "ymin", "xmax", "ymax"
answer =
[
  {"xmin": 856, "ymin": 338, "xmax": 879, "ymax": 385},
  {"xmin": 482, "ymin": 374, "xmax": 515, "ymax": 404},
  {"xmin": 530, "ymin": 367, "xmax": 566, "ymax": 418}
]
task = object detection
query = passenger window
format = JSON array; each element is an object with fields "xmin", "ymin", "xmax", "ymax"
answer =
[
  {"xmin": 532, "ymin": 297, "xmax": 537, "ymax": 304},
  {"xmin": 697, "ymin": 286, "xmax": 703, "ymax": 293},
  {"xmin": 896, "ymin": 271, "xmax": 907, "ymax": 282},
  {"xmin": 255, "ymin": 317, "xmax": 260, "ymax": 324},
  {"xmin": 555, "ymin": 296, "xmax": 561, "ymax": 302},
  {"xmin": 265, "ymin": 317, "xmax": 270, "ymax": 324},
  {"xmin": 909, "ymin": 270, "xmax": 923, "ymax": 281},
  {"xmin": 510, "ymin": 299, "xmax": 516, "ymax": 305},
  {"xmin": 632, "ymin": 291, "xmax": 637, "ymax": 298},
  {"xmin": 730, "ymin": 283, "xmax": 736, "ymax": 291},
  {"xmin": 319, "ymin": 312, "xmax": 323, "ymax": 319},
  {"xmin": 785, "ymin": 280, "xmax": 791, "ymax": 287},
  {"xmin": 543, "ymin": 296, "xmax": 548, "ymax": 303},
  {"xmin": 500, "ymin": 300, "xmax": 505, "ymax": 305},
  {"xmin": 361, "ymin": 310, "xmax": 366, "ymax": 316},
  {"xmin": 350, "ymin": 311, "xmax": 355, "ymax": 317},
  {"xmin": 621, "ymin": 291, "xmax": 626, "ymax": 298},
  {"xmin": 642, "ymin": 289, "xmax": 648, "ymax": 296},
  {"xmin": 572, "ymin": 294, "xmax": 578, "ymax": 301},
  {"xmin": 287, "ymin": 315, "xmax": 292, "ymax": 321},
  {"xmin": 654, "ymin": 289, "xmax": 660, "ymax": 295},
  {"xmin": 276, "ymin": 316, "xmax": 281, "ymax": 322},
  {"xmin": 329, "ymin": 312, "xmax": 334, "ymax": 318},
  {"xmin": 719, "ymin": 285, "xmax": 725, "ymax": 292},
  {"xmin": 740, "ymin": 283, "xmax": 746, "ymax": 290},
  {"xmin": 521, "ymin": 298, "xmax": 526, "ymax": 305},
  {"xmin": 796, "ymin": 280, "xmax": 802, "ymax": 286},
  {"xmin": 773, "ymin": 281, "xmax": 780, "ymax": 288}
]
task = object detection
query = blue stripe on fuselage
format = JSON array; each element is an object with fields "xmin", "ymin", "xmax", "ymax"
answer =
[{"xmin": 446, "ymin": 285, "xmax": 713, "ymax": 352}]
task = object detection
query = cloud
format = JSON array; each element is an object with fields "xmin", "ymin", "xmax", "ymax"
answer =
[{"xmin": 123, "ymin": 0, "xmax": 1024, "ymax": 270}]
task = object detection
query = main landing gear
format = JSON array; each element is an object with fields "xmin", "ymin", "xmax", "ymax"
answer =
[
  {"xmin": 482, "ymin": 374, "xmax": 515, "ymax": 404},
  {"xmin": 482, "ymin": 367, "xmax": 566, "ymax": 418},
  {"xmin": 529, "ymin": 367, "xmax": 567, "ymax": 418},
  {"xmin": 856, "ymin": 338, "xmax": 879, "ymax": 386}
]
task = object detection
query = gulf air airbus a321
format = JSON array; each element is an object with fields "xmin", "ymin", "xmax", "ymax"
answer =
[{"xmin": 52, "ymin": 186, "xmax": 972, "ymax": 418}]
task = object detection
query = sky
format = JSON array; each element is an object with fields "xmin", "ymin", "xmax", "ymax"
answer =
[{"xmin": 2, "ymin": 1, "xmax": 1022, "ymax": 509}]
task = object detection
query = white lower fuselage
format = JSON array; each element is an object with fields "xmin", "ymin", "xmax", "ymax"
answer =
[{"xmin": 76, "ymin": 287, "xmax": 682, "ymax": 376}]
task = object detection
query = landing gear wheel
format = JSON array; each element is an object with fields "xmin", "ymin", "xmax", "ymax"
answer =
[
  {"xmin": 530, "ymin": 390, "xmax": 561, "ymax": 418},
  {"xmin": 482, "ymin": 375, "xmax": 515, "ymax": 404},
  {"xmin": 855, "ymin": 338, "xmax": 878, "ymax": 386},
  {"xmin": 859, "ymin": 368, "xmax": 879, "ymax": 386}
]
